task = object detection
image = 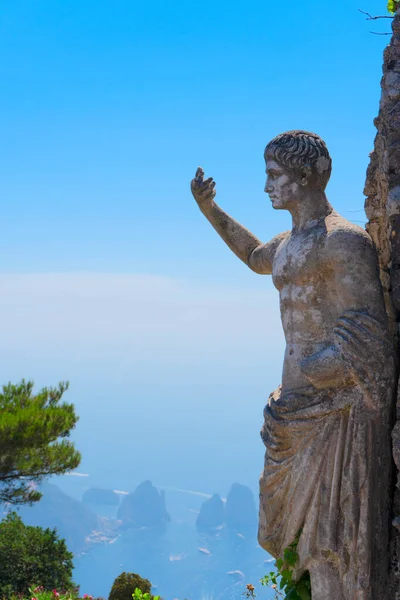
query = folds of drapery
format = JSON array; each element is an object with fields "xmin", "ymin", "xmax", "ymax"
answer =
[{"xmin": 258, "ymin": 310, "xmax": 396, "ymax": 598}]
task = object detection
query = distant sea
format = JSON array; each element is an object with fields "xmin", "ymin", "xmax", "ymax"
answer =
[{"xmin": 55, "ymin": 478, "xmax": 275, "ymax": 600}]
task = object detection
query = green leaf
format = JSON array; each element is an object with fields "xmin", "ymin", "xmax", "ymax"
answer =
[
  {"xmin": 284, "ymin": 549, "xmax": 298, "ymax": 567},
  {"xmin": 281, "ymin": 570, "xmax": 292, "ymax": 583},
  {"xmin": 276, "ymin": 558, "xmax": 284, "ymax": 570}
]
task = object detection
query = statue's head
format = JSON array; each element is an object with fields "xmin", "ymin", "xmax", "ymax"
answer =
[{"xmin": 264, "ymin": 130, "xmax": 332, "ymax": 210}]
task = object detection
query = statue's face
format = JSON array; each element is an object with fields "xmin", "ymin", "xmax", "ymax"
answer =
[{"xmin": 264, "ymin": 159, "xmax": 301, "ymax": 211}]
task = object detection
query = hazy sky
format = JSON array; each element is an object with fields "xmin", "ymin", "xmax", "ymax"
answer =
[{"xmin": 0, "ymin": 0, "xmax": 391, "ymax": 493}]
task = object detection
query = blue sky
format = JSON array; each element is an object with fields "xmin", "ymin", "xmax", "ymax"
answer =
[
  {"xmin": 0, "ymin": 0, "xmax": 389, "ymax": 276},
  {"xmin": 0, "ymin": 0, "xmax": 392, "ymax": 493}
]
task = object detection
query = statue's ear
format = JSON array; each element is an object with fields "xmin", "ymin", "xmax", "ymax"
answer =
[{"xmin": 300, "ymin": 166, "xmax": 312, "ymax": 187}]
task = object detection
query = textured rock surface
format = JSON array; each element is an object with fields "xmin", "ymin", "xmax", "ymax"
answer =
[
  {"xmin": 19, "ymin": 482, "xmax": 100, "ymax": 553},
  {"xmin": 224, "ymin": 484, "xmax": 257, "ymax": 532},
  {"xmin": 364, "ymin": 8, "xmax": 400, "ymax": 597},
  {"xmin": 196, "ymin": 493, "xmax": 224, "ymax": 530},
  {"xmin": 192, "ymin": 130, "xmax": 397, "ymax": 599},
  {"xmin": 117, "ymin": 480, "xmax": 170, "ymax": 528}
]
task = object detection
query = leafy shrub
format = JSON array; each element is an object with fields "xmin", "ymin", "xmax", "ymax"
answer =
[
  {"xmin": 108, "ymin": 573, "xmax": 151, "ymax": 600},
  {"xmin": 0, "ymin": 512, "xmax": 74, "ymax": 597},
  {"xmin": 0, "ymin": 587, "xmax": 104, "ymax": 600},
  {"xmin": 30, "ymin": 588, "xmax": 80, "ymax": 600},
  {"xmin": 388, "ymin": 0, "xmax": 399, "ymax": 13}
]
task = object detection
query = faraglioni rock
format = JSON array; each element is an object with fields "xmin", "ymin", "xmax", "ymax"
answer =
[
  {"xmin": 196, "ymin": 493, "xmax": 224, "ymax": 530},
  {"xmin": 191, "ymin": 130, "xmax": 397, "ymax": 599},
  {"xmin": 117, "ymin": 480, "xmax": 170, "ymax": 528},
  {"xmin": 224, "ymin": 484, "xmax": 257, "ymax": 532}
]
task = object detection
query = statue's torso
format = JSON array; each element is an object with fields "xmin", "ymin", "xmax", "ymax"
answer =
[{"xmin": 271, "ymin": 213, "xmax": 379, "ymax": 394}]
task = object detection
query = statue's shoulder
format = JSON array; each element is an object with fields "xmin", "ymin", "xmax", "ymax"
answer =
[
  {"xmin": 272, "ymin": 230, "xmax": 291, "ymax": 246},
  {"xmin": 265, "ymin": 230, "xmax": 291, "ymax": 255},
  {"xmin": 324, "ymin": 212, "xmax": 374, "ymax": 256}
]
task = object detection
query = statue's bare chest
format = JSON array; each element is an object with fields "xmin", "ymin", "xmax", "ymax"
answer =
[{"xmin": 272, "ymin": 228, "xmax": 327, "ymax": 290}]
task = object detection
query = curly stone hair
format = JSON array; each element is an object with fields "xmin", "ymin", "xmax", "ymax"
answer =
[{"xmin": 264, "ymin": 130, "xmax": 332, "ymax": 190}]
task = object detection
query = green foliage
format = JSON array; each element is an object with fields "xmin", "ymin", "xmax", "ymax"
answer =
[
  {"xmin": 388, "ymin": 0, "xmax": 399, "ymax": 13},
  {"xmin": 0, "ymin": 380, "xmax": 81, "ymax": 505},
  {"xmin": 108, "ymin": 573, "xmax": 152, "ymax": 600},
  {"xmin": 260, "ymin": 534, "xmax": 311, "ymax": 600},
  {"xmin": 132, "ymin": 588, "xmax": 160, "ymax": 600},
  {"xmin": 0, "ymin": 512, "xmax": 74, "ymax": 597}
]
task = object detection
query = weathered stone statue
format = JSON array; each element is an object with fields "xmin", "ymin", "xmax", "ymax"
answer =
[{"xmin": 191, "ymin": 130, "xmax": 397, "ymax": 600}]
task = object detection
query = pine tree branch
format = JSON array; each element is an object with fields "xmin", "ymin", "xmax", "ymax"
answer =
[{"xmin": 0, "ymin": 470, "xmax": 50, "ymax": 481}]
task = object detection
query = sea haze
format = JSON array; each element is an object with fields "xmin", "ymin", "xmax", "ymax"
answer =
[{"xmin": 0, "ymin": 273, "xmax": 285, "ymax": 496}]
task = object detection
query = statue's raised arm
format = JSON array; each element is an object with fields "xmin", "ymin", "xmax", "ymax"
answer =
[{"xmin": 190, "ymin": 166, "xmax": 288, "ymax": 275}]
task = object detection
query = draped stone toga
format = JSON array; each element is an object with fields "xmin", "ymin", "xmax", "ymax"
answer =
[{"xmin": 259, "ymin": 310, "xmax": 397, "ymax": 599}]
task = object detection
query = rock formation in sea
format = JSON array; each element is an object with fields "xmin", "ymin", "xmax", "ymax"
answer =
[
  {"xmin": 117, "ymin": 480, "xmax": 170, "ymax": 528},
  {"xmin": 196, "ymin": 493, "xmax": 224, "ymax": 530},
  {"xmin": 224, "ymin": 484, "xmax": 257, "ymax": 532},
  {"xmin": 18, "ymin": 481, "xmax": 101, "ymax": 553}
]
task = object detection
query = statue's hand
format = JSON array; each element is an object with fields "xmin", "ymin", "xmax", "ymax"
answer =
[
  {"xmin": 300, "ymin": 344, "xmax": 354, "ymax": 390},
  {"xmin": 191, "ymin": 167, "xmax": 216, "ymax": 211}
]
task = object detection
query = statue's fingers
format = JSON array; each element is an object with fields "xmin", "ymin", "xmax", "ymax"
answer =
[
  {"xmin": 201, "ymin": 180, "xmax": 216, "ymax": 192},
  {"xmin": 335, "ymin": 325, "xmax": 366, "ymax": 352},
  {"xmin": 196, "ymin": 180, "xmax": 211, "ymax": 192},
  {"xmin": 340, "ymin": 311, "xmax": 368, "ymax": 328},
  {"xmin": 333, "ymin": 326, "xmax": 353, "ymax": 346},
  {"xmin": 203, "ymin": 178, "xmax": 216, "ymax": 191},
  {"xmin": 192, "ymin": 173, "xmax": 205, "ymax": 187},
  {"xmin": 336, "ymin": 319, "xmax": 368, "ymax": 341},
  {"xmin": 341, "ymin": 310, "xmax": 381, "ymax": 332},
  {"xmin": 337, "ymin": 316, "xmax": 381, "ymax": 347},
  {"xmin": 334, "ymin": 327, "xmax": 371, "ymax": 363},
  {"xmin": 195, "ymin": 166, "xmax": 204, "ymax": 180}
]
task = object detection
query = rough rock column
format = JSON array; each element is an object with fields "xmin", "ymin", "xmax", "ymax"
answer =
[{"xmin": 364, "ymin": 7, "xmax": 400, "ymax": 597}]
